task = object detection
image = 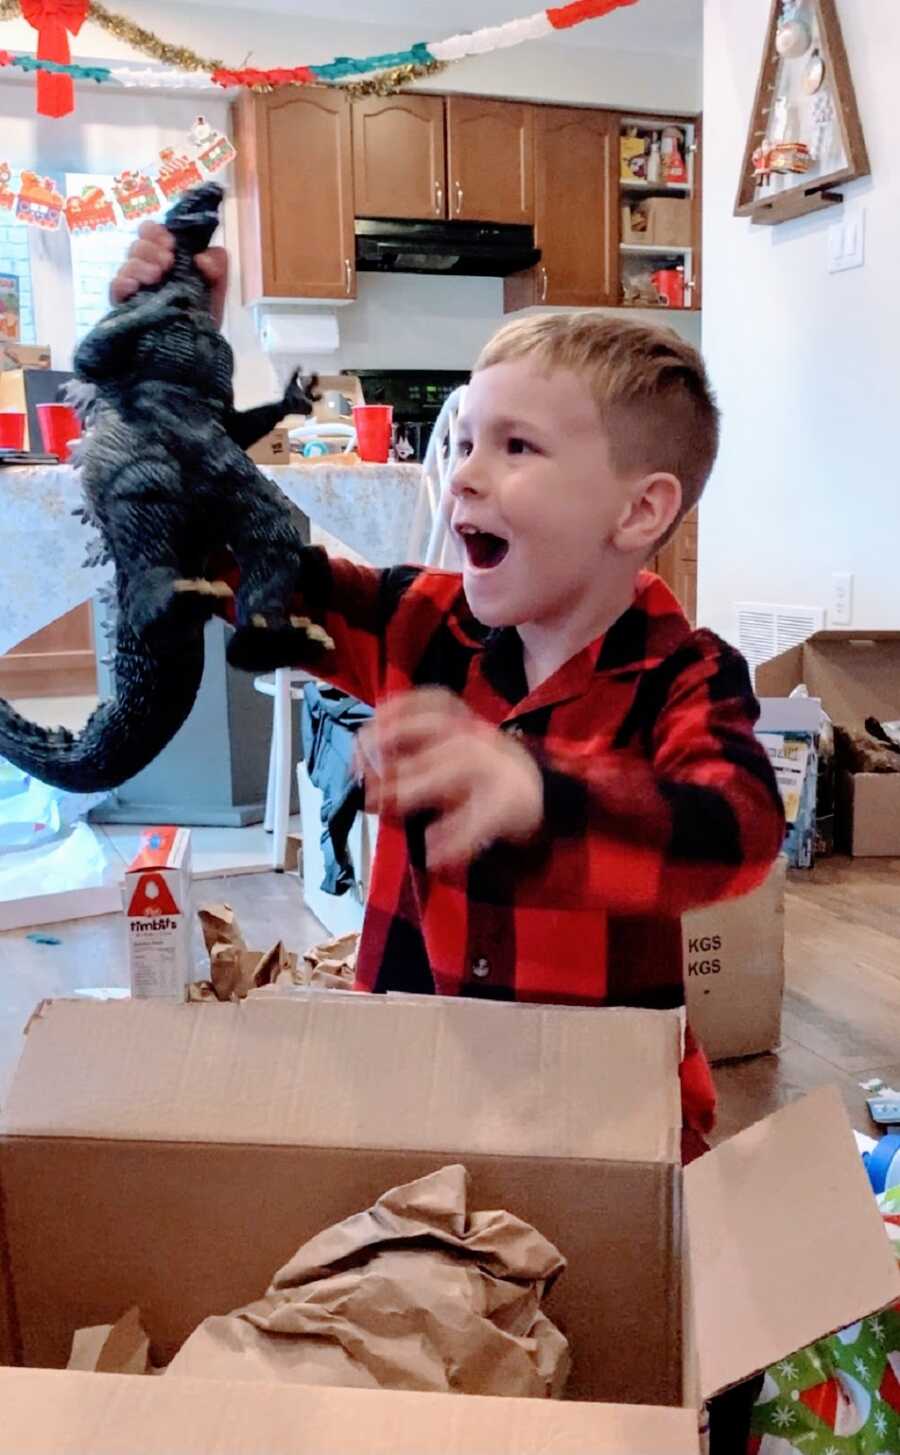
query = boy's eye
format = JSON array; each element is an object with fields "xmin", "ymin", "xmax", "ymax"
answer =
[
  {"xmin": 507, "ymin": 437, "xmax": 534, "ymax": 455},
  {"xmin": 456, "ymin": 437, "xmax": 473, "ymax": 457}
]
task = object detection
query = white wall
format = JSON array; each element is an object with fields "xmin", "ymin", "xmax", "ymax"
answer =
[
  {"xmin": 701, "ymin": 1, "xmax": 895, "ymax": 641},
  {"xmin": 0, "ymin": 2, "xmax": 703, "ymax": 403}
]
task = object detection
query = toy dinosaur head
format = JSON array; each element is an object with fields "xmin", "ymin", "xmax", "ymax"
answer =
[{"xmin": 164, "ymin": 181, "xmax": 225, "ymax": 257}]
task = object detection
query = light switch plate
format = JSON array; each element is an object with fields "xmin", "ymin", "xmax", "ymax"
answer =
[
  {"xmin": 828, "ymin": 209, "xmax": 866, "ymax": 273},
  {"xmin": 831, "ymin": 572, "xmax": 853, "ymax": 625}
]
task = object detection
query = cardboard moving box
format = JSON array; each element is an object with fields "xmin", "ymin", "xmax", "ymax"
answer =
[
  {"xmin": 1, "ymin": 995, "xmax": 897, "ymax": 1453},
  {"xmin": 684, "ymin": 858, "xmax": 785, "ymax": 1062},
  {"xmin": 245, "ymin": 425, "xmax": 290, "ymax": 465},
  {"xmin": 0, "ymin": 341, "xmax": 50, "ymax": 372},
  {"xmin": 757, "ymin": 632, "xmax": 900, "ymax": 856}
]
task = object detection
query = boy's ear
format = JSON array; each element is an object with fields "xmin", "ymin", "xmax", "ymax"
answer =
[{"xmin": 613, "ymin": 472, "xmax": 683, "ymax": 555}]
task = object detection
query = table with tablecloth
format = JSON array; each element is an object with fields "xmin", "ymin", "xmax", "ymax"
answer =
[{"xmin": 0, "ymin": 460, "xmax": 432, "ymax": 655}]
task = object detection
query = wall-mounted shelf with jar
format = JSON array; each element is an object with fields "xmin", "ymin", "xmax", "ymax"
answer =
[{"xmin": 618, "ymin": 114, "xmax": 700, "ymax": 310}]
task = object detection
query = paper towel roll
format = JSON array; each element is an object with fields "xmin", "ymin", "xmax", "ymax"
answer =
[{"xmin": 257, "ymin": 311, "xmax": 340, "ymax": 354}]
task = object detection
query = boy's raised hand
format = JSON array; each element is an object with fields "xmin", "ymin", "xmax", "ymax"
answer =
[
  {"xmin": 109, "ymin": 220, "xmax": 228, "ymax": 328},
  {"xmin": 356, "ymin": 689, "xmax": 543, "ymax": 871}
]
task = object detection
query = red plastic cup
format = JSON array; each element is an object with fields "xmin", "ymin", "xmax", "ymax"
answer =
[
  {"xmin": 353, "ymin": 404, "xmax": 393, "ymax": 464},
  {"xmin": 0, "ymin": 411, "xmax": 25, "ymax": 449},
  {"xmin": 36, "ymin": 402, "xmax": 81, "ymax": 461}
]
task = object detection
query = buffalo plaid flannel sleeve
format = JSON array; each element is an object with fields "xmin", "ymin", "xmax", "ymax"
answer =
[{"xmin": 520, "ymin": 640, "xmax": 785, "ymax": 918}]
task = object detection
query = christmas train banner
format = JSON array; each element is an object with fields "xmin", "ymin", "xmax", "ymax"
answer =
[
  {"xmin": 0, "ymin": 0, "xmax": 639, "ymax": 116},
  {"xmin": 0, "ymin": 118, "xmax": 235, "ymax": 234}
]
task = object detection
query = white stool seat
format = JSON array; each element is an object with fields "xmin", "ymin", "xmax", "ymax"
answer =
[{"xmin": 253, "ymin": 667, "xmax": 314, "ymax": 870}]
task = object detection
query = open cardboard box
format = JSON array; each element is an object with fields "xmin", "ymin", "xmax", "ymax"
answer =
[
  {"xmin": 1, "ymin": 994, "xmax": 898, "ymax": 1453},
  {"xmin": 758, "ymin": 632, "xmax": 900, "ymax": 856}
]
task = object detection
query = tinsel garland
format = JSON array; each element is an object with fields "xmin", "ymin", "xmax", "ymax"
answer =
[
  {"xmin": 87, "ymin": 0, "xmax": 220, "ymax": 72},
  {"xmin": 0, "ymin": 0, "xmax": 639, "ymax": 102},
  {"xmin": 212, "ymin": 56, "xmax": 447, "ymax": 96},
  {"xmin": 0, "ymin": 49, "xmax": 108, "ymax": 80},
  {"xmin": 341, "ymin": 59, "xmax": 447, "ymax": 98}
]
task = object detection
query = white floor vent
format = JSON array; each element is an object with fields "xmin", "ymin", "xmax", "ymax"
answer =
[{"xmin": 736, "ymin": 602, "xmax": 825, "ymax": 677}]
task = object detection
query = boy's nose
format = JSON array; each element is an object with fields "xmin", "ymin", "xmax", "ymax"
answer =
[{"xmin": 449, "ymin": 453, "xmax": 485, "ymax": 498}]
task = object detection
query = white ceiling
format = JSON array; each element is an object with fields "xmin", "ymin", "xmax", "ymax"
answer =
[{"xmin": 192, "ymin": 0, "xmax": 703, "ymax": 57}]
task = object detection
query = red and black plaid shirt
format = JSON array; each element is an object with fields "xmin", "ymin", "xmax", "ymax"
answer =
[{"xmin": 225, "ymin": 555, "xmax": 784, "ymax": 1136}]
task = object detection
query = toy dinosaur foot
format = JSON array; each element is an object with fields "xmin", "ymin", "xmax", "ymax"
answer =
[
  {"xmin": 128, "ymin": 571, "xmax": 232, "ymax": 640},
  {"xmin": 226, "ymin": 617, "xmax": 335, "ymax": 673},
  {"xmin": 174, "ymin": 578, "xmax": 234, "ymax": 600}
]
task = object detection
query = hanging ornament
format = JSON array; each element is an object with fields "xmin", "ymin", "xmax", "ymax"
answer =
[
  {"xmin": 64, "ymin": 183, "xmax": 115, "ymax": 234},
  {"xmin": 112, "ymin": 170, "xmax": 161, "ymax": 221},
  {"xmin": 0, "ymin": 161, "xmax": 14, "ymax": 212},
  {"xmin": 775, "ymin": 14, "xmax": 812, "ymax": 60},
  {"xmin": 803, "ymin": 47, "xmax": 825, "ymax": 94},
  {"xmin": 15, "ymin": 170, "xmax": 63, "ymax": 228},
  {"xmin": 155, "ymin": 147, "xmax": 203, "ymax": 203},
  {"xmin": 189, "ymin": 116, "xmax": 237, "ymax": 174},
  {"xmin": 19, "ymin": 0, "xmax": 88, "ymax": 118}
]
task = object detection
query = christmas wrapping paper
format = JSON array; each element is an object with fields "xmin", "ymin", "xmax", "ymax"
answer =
[{"xmin": 750, "ymin": 1186, "xmax": 900, "ymax": 1452}]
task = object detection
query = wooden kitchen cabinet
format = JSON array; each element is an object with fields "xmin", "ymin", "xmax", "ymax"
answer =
[
  {"xmin": 352, "ymin": 95, "xmax": 446, "ymax": 220},
  {"xmin": 0, "ymin": 603, "xmax": 96, "ymax": 699},
  {"xmin": 653, "ymin": 510, "xmax": 698, "ymax": 626},
  {"xmin": 446, "ymin": 97, "xmax": 534, "ymax": 224},
  {"xmin": 505, "ymin": 105, "xmax": 616, "ymax": 311},
  {"xmin": 233, "ymin": 88, "xmax": 356, "ymax": 301}
]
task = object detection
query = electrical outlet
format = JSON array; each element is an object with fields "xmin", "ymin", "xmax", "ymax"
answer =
[
  {"xmin": 831, "ymin": 572, "xmax": 853, "ymax": 626},
  {"xmin": 828, "ymin": 209, "xmax": 866, "ymax": 273}
]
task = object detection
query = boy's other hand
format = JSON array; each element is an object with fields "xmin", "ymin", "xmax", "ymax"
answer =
[
  {"xmin": 109, "ymin": 221, "xmax": 228, "ymax": 329},
  {"xmin": 355, "ymin": 689, "xmax": 543, "ymax": 871}
]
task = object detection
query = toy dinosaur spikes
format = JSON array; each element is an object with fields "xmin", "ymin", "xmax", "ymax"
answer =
[{"xmin": 0, "ymin": 182, "xmax": 329, "ymax": 794}]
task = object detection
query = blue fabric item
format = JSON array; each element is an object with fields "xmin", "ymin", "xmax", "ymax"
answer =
[{"xmin": 300, "ymin": 684, "xmax": 373, "ymax": 897}]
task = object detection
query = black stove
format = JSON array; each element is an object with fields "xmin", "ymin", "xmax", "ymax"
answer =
[{"xmin": 348, "ymin": 368, "xmax": 468, "ymax": 463}]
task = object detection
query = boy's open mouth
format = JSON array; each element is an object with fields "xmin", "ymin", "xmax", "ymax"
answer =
[{"xmin": 458, "ymin": 527, "xmax": 510, "ymax": 570}]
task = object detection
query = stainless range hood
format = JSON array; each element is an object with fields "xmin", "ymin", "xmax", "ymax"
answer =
[{"xmin": 355, "ymin": 218, "xmax": 541, "ymax": 278}]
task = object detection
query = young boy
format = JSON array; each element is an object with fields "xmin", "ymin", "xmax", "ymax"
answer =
[{"xmin": 113, "ymin": 230, "xmax": 785, "ymax": 1153}]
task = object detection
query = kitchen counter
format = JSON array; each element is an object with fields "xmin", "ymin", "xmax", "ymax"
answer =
[{"xmin": 0, "ymin": 461, "xmax": 430, "ymax": 656}]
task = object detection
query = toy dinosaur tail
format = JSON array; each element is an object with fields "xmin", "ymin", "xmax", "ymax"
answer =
[{"xmin": 0, "ymin": 616, "xmax": 205, "ymax": 794}]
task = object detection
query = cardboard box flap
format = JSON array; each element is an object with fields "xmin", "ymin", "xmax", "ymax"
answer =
[
  {"xmin": 757, "ymin": 633, "xmax": 900, "ymax": 726},
  {"xmin": 685, "ymin": 1085, "xmax": 900, "ymax": 1402},
  {"xmin": 0, "ymin": 1369, "xmax": 701, "ymax": 1454},
  {"xmin": 2, "ymin": 996, "xmax": 682, "ymax": 1164}
]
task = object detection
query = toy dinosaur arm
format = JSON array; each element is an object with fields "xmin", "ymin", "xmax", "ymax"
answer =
[
  {"xmin": 225, "ymin": 400, "xmax": 290, "ymax": 450},
  {"xmin": 224, "ymin": 368, "xmax": 319, "ymax": 450}
]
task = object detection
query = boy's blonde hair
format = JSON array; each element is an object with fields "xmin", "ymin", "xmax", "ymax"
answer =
[{"xmin": 474, "ymin": 313, "xmax": 720, "ymax": 547}]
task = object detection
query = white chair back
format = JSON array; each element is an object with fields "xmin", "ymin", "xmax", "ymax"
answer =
[{"xmin": 420, "ymin": 385, "xmax": 466, "ymax": 569}]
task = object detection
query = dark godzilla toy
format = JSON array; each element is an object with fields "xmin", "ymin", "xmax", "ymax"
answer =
[{"xmin": 0, "ymin": 181, "xmax": 330, "ymax": 793}]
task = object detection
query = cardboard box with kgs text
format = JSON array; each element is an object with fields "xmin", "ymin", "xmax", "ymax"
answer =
[
  {"xmin": 123, "ymin": 827, "xmax": 192, "ymax": 999},
  {"xmin": 1, "ymin": 993, "xmax": 898, "ymax": 1454},
  {"xmin": 758, "ymin": 632, "xmax": 900, "ymax": 856},
  {"xmin": 684, "ymin": 857, "xmax": 785, "ymax": 1062}
]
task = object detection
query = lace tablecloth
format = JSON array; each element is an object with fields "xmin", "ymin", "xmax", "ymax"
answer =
[{"xmin": 0, "ymin": 461, "xmax": 429, "ymax": 656}]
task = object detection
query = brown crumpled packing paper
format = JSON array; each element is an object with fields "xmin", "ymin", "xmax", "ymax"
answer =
[
  {"xmin": 299, "ymin": 931, "xmax": 358, "ymax": 990},
  {"xmin": 167, "ymin": 1165, "xmax": 570, "ymax": 1398},
  {"xmin": 190, "ymin": 903, "xmax": 298, "ymax": 1002},
  {"xmin": 67, "ymin": 1306, "xmax": 158, "ymax": 1376},
  {"xmin": 190, "ymin": 906, "xmax": 358, "ymax": 1002}
]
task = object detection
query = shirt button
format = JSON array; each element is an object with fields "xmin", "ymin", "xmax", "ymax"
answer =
[{"xmin": 472, "ymin": 957, "xmax": 490, "ymax": 979}]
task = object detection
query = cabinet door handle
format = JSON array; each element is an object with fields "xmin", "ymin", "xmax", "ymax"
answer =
[
  {"xmin": 344, "ymin": 259, "xmax": 353, "ymax": 296},
  {"xmin": 434, "ymin": 180, "xmax": 443, "ymax": 216},
  {"xmin": 540, "ymin": 265, "xmax": 549, "ymax": 302},
  {"xmin": 455, "ymin": 181, "xmax": 463, "ymax": 215}
]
